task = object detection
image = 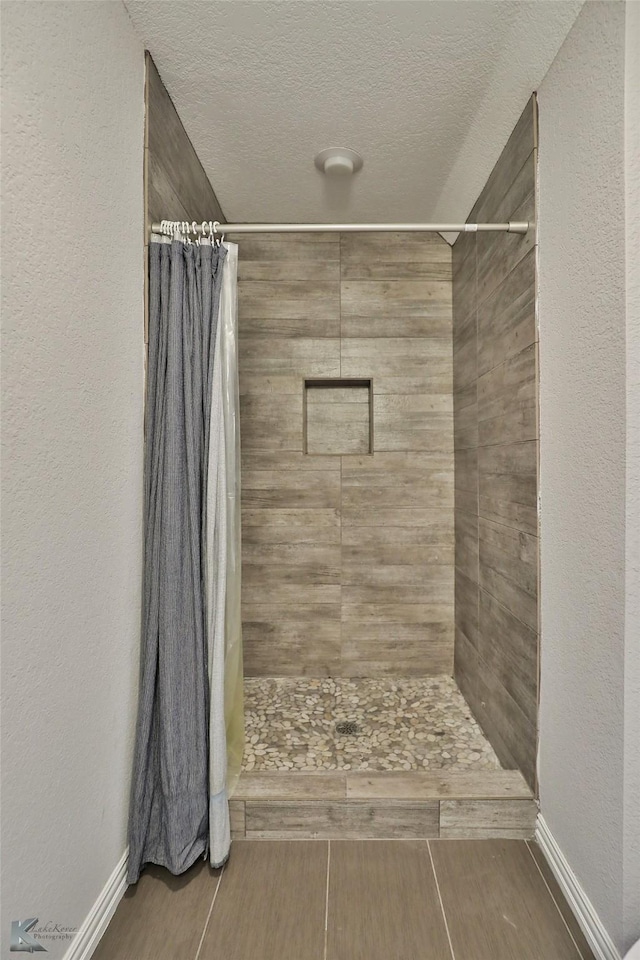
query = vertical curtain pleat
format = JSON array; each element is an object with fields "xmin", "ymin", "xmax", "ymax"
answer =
[{"xmin": 128, "ymin": 238, "xmax": 227, "ymax": 884}]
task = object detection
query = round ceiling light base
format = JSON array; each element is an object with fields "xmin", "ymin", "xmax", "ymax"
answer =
[{"xmin": 314, "ymin": 147, "xmax": 364, "ymax": 177}]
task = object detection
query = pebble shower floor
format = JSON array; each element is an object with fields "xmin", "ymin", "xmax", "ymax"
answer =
[{"xmin": 242, "ymin": 676, "xmax": 502, "ymax": 772}]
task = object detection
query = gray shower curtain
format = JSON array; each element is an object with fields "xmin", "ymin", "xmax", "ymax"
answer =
[{"xmin": 127, "ymin": 236, "xmax": 227, "ymax": 884}]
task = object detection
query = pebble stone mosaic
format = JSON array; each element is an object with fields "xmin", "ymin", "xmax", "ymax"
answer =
[{"xmin": 242, "ymin": 676, "xmax": 502, "ymax": 772}]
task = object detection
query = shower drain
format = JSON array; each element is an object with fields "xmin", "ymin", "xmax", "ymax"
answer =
[{"xmin": 335, "ymin": 720, "xmax": 360, "ymax": 736}]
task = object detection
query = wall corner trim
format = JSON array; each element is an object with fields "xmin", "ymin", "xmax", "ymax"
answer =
[
  {"xmin": 535, "ymin": 816, "xmax": 622, "ymax": 960},
  {"xmin": 63, "ymin": 848, "xmax": 129, "ymax": 960}
]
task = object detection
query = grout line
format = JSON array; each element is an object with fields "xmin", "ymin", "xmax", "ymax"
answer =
[
  {"xmin": 193, "ymin": 864, "xmax": 225, "ymax": 960},
  {"xmin": 525, "ymin": 841, "xmax": 588, "ymax": 960},
  {"xmin": 323, "ymin": 840, "xmax": 331, "ymax": 960},
  {"xmin": 427, "ymin": 840, "xmax": 457, "ymax": 960}
]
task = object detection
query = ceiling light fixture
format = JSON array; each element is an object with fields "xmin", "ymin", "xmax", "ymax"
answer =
[{"xmin": 314, "ymin": 147, "xmax": 364, "ymax": 177}]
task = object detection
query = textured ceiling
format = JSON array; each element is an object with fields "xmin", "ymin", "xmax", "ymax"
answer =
[{"xmin": 125, "ymin": 1, "xmax": 582, "ymax": 226}]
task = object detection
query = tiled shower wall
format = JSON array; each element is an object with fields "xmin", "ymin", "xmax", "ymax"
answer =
[
  {"xmin": 236, "ymin": 232, "xmax": 454, "ymax": 678},
  {"xmin": 452, "ymin": 97, "xmax": 539, "ymax": 789}
]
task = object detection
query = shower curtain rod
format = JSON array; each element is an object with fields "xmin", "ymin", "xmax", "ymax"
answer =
[{"xmin": 151, "ymin": 220, "xmax": 530, "ymax": 236}]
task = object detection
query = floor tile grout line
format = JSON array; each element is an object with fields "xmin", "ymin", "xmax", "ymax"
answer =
[
  {"xmin": 323, "ymin": 840, "xmax": 331, "ymax": 960},
  {"xmin": 426, "ymin": 840, "xmax": 457, "ymax": 960},
  {"xmin": 193, "ymin": 865, "xmax": 225, "ymax": 960},
  {"xmin": 525, "ymin": 840, "xmax": 587, "ymax": 960}
]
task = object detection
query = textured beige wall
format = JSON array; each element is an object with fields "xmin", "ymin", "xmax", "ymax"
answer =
[
  {"xmin": 452, "ymin": 98, "xmax": 539, "ymax": 790},
  {"xmin": 1, "ymin": 3, "xmax": 144, "ymax": 955},
  {"xmin": 537, "ymin": 2, "xmax": 629, "ymax": 950},
  {"xmin": 236, "ymin": 232, "xmax": 454, "ymax": 677}
]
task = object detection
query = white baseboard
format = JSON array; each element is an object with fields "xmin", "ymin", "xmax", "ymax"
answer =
[
  {"xmin": 535, "ymin": 816, "xmax": 622, "ymax": 960},
  {"xmin": 63, "ymin": 848, "xmax": 129, "ymax": 960}
]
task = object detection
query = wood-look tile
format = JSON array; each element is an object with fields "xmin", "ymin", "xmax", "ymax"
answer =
[
  {"xmin": 341, "ymin": 621, "xmax": 454, "ymax": 676},
  {"xmin": 478, "ymin": 342, "xmax": 537, "ymax": 446},
  {"xmin": 341, "ymin": 562, "xmax": 452, "ymax": 588},
  {"xmin": 477, "ymin": 247, "xmax": 536, "ymax": 376},
  {"xmin": 453, "ymin": 295, "xmax": 476, "ymax": 352},
  {"xmin": 454, "ymin": 446, "xmax": 477, "ymax": 494},
  {"xmin": 241, "ymin": 469, "xmax": 341, "ymax": 509},
  {"xmin": 241, "ymin": 450, "xmax": 340, "ymax": 472},
  {"xmin": 242, "ymin": 560, "xmax": 340, "ymax": 587},
  {"xmin": 454, "ymin": 485, "xmax": 477, "ymax": 516},
  {"xmin": 239, "ymin": 314, "xmax": 340, "ymax": 338},
  {"xmin": 245, "ymin": 801, "xmax": 439, "ymax": 838},
  {"xmin": 455, "ymin": 628, "xmax": 537, "ymax": 788},
  {"xmin": 454, "ymin": 378, "xmax": 477, "ymax": 412},
  {"xmin": 238, "ymin": 259, "xmax": 340, "ymax": 282},
  {"xmin": 340, "ymin": 278, "xmax": 452, "ymax": 307},
  {"xmin": 234, "ymin": 235, "xmax": 339, "ymax": 261},
  {"xmin": 238, "ymin": 295, "xmax": 340, "ymax": 322},
  {"xmin": 146, "ymin": 55, "xmax": 224, "ymax": 228},
  {"xmin": 240, "ymin": 393, "xmax": 303, "ymax": 451},
  {"xmin": 479, "ymin": 492, "xmax": 538, "ymax": 537},
  {"xmin": 430, "ymin": 838, "xmax": 582, "ymax": 960},
  {"xmin": 239, "ymin": 279, "xmax": 339, "ymax": 302},
  {"xmin": 452, "ymin": 228, "xmax": 475, "ymax": 278},
  {"xmin": 452, "ymin": 240, "xmax": 476, "ymax": 327},
  {"xmin": 341, "ymin": 338, "xmax": 452, "ymax": 395},
  {"xmin": 92, "ymin": 859, "xmax": 219, "ymax": 960},
  {"xmin": 242, "ymin": 602, "xmax": 342, "ymax": 622},
  {"xmin": 242, "ymin": 508, "xmax": 341, "ymax": 544},
  {"xmin": 341, "ymin": 602, "xmax": 452, "ymax": 624},
  {"xmin": 341, "ymin": 521, "xmax": 453, "ymax": 547},
  {"xmin": 243, "ymin": 582, "xmax": 340, "ymax": 605},
  {"xmin": 341, "ymin": 506, "xmax": 453, "ymax": 539},
  {"xmin": 340, "ymin": 232, "xmax": 451, "ymax": 263},
  {"xmin": 326, "ymin": 841, "xmax": 452, "ymax": 960},
  {"xmin": 342, "ymin": 541, "xmax": 454, "ymax": 566},
  {"xmin": 476, "ymin": 191, "xmax": 536, "ymax": 306},
  {"xmin": 455, "ymin": 509, "xmax": 479, "ymax": 584},
  {"xmin": 306, "ymin": 385, "xmax": 370, "ymax": 404},
  {"xmin": 342, "ymin": 481, "xmax": 452, "ymax": 512},
  {"xmin": 236, "ymin": 773, "xmax": 346, "ymax": 800},
  {"xmin": 454, "ymin": 395, "xmax": 478, "ymax": 450},
  {"xmin": 373, "ymin": 397, "xmax": 453, "ymax": 453},
  {"xmin": 527, "ymin": 842, "xmax": 597, "ymax": 960},
  {"xmin": 478, "ymin": 440, "xmax": 537, "ymax": 519},
  {"xmin": 478, "ymin": 588, "xmax": 538, "ymax": 726},
  {"xmin": 229, "ymin": 800, "xmax": 246, "ymax": 838},
  {"xmin": 242, "ymin": 624, "xmax": 341, "ymax": 677},
  {"xmin": 346, "ymin": 769, "xmax": 532, "ymax": 800},
  {"xmin": 455, "ymin": 567, "xmax": 479, "ymax": 646},
  {"xmin": 341, "ymin": 261, "xmax": 452, "ymax": 282},
  {"xmin": 239, "ymin": 373, "xmax": 303, "ymax": 395},
  {"xmin": 199, "ymin": 841, "xmax": 327, "ymax": 960},
  {"xmin": 439, "ymin": 799, "xmax": 537, "ymax": 838},
  {"xmin": 242, "ymin": 542, "xmax": 341, "ymax": 579},
  {"xmin": 146, "ymin": 152, "xmax": 191, "ymax": 227},
  {"xmin": 239, "ymin": 337, "xmax": 340, "ymax": 376},
  {"xmin": 342, "ymin": 451, "xmax": 453, "ymax": 508},
  {"xmin": 342, "ymin": 581, "xmax": 453, "ymax": 606},
  {"xmin": 342, "ymin": 315, "xmax": 453, "ymax": 338},
  {"xmin": 307, "ymin": 402, "xmax": 371, "ymax": 455},
  {"xmin": 479, "ymin": 518, "xmax": 538, "ymax": 631},
  {"xmin": 453, "ymin": 336, "xmax": 477, "ymax": 393},
  {"xmin": 473, "ymin": 97, "xmax": 536, "ymax": 222}
]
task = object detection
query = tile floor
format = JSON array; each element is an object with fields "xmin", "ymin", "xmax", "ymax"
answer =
[
  {"xmin": 93, "ymin": 839, "xmax": 595, "ymax": 960},
  {"xmin": 243, "ymin": 676, "xmax": 502, "ymax": 772}
]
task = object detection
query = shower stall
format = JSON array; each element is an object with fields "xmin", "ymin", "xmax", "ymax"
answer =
[
  {"xmin": 142, "ymin": 51, "xmax": 539, "ymax": 847},
  {"xmin": 225, "ymin": 98, "xmax": 539, "ymax": 838}
]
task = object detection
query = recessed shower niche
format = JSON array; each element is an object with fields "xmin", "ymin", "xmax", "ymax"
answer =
[{"xmin": 303, "ymin": 378, "xmax": 373, "ymax": 455}]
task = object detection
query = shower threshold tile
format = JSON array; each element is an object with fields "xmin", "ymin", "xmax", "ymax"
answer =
[{"xmin": 242, "ymin": 676, "xmax": 502, "ymax": 773}]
